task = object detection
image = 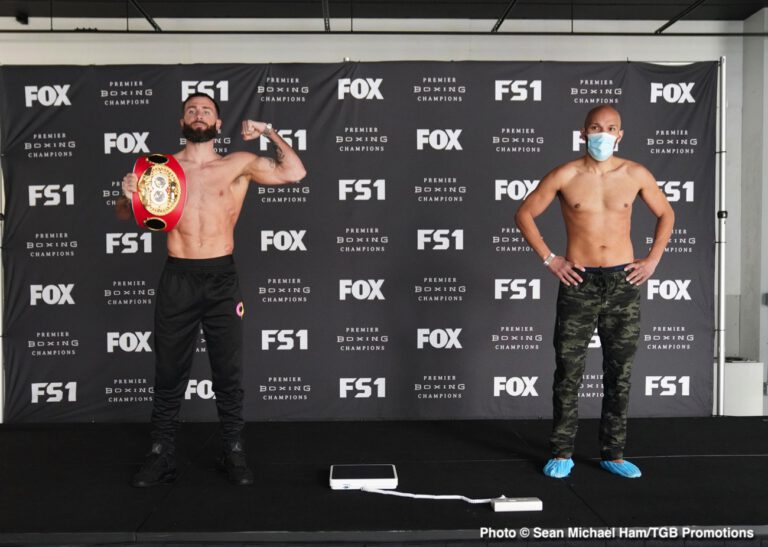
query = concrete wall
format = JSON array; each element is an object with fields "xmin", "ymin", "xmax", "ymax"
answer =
[{"xmin": 740, "ymin": 10, "xmax": 768, "ymax": 363}]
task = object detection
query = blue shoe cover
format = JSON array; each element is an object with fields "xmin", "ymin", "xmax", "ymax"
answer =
[
  {"xmin": 543, "ymin": 458, "xmax": 574, "ymax": 478},
  {"xmin": 600, "ymin": 460, "xmax": 642, "ymax": 478}
]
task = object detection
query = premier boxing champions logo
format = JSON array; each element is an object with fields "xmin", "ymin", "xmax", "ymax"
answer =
[
  {"xmin": 569, "ymin": 78, "xmax": 622, "ymax": 105},
  {"xmin": 28, "ymin": 331, "xmax": 79, "ymax": 358},
  {"xmin": 337, "ymin": 227, "xmax": 389, "ymax": 254},
  {"xmin": 413, "ymin": 75, "xmax": 466, "ymax": 103},
  {"xmin": 492, "ymin": 325, "xmax": 543, "ymax": 352},
  {"xmin": 258, "ymin": 278, "xmax": 311, "ymax": 304},
  {"xmin": 100, "ymin": 80, "xmax": 153, "ymax": 107},
  {"xmin": 257, "ymin": 76, "xmax": 310, "ymax": 103},
  {"xmin": 259, "ymin": 377, "xmax": 311, "ymax": 402},
  {"xmin": 414, "ymin": 375, "xmax": 466, "ymax": 400},
  {"xmin": 337, "ymin": 326, "xmax": 389, "ymax": 352},
  {"xmin": 492, "ymin": 227, "xmax": 532, "ymax": 254},
  {"xmin": 415, "ymin": 176, "xmax": 466, "ymax": 204},
  {"xmin": 105, "ymin": 378, "xmax": 153, "ymax": 404},
  {"xmin": 493, "ymin": 127, "xmax": 543, "ymax": 154}
]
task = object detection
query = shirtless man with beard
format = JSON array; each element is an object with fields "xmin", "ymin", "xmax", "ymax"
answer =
[{"xmin": 117, "ymin": 92, "xmax": 306, "ymax": 487}]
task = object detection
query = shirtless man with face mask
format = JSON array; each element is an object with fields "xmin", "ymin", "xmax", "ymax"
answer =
[
  {"xmin": 515, "ymin": 105, "xmax": 674, "ymax": 479},
  {"xmin": 118, "ymin": 92, "xmax": 307, "ymax": 487}
]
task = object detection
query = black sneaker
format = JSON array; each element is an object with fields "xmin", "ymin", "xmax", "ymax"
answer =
[
  {"xmin": 216, "ymin": 440, "xmax": 254, "ymax": 486},
  {"xmin": 131, "ymin": 442, "xmax": 177, "ymax": 487}
]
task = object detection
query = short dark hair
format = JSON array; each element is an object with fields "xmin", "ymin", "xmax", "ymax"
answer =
[{"xmin": 182, "ymin": 92, "xmax": 220, "ymax": 117}]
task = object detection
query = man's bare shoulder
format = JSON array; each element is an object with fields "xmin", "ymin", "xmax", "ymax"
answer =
[
  {"xmin": 544, "ymin": 158, "xmax": 583, "ymax": 185},
  {"xmin": 623, "ymin": 158, "xmax": 653, "ymax": 176},
  {"xmin": 622, "ymin": 158, "xmax": 656, "ymax": 185}
]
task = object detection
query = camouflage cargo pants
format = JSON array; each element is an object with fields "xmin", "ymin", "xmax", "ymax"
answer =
[{"xmin": 550, "ymin": 266, "xmax": 641, "ymax": 461}]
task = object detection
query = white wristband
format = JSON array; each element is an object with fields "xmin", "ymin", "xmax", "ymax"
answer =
[
  {"xmin": 262, "ymin": 122, "xmax": 273, "ymax": 136},
  {"xmin": 543, "ymin": 252, "xmax": 556, "ymax": 266}
]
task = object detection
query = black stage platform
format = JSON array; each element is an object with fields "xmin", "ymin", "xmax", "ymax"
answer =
[{"xmin": 1, "ymin": 417, "xmax": 768, "ymax": 546}]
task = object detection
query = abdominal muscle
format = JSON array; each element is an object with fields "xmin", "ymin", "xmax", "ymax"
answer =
[
  {"xmin": 166, "ymin": 200, "xmax": 240, "ymax": 259},
  {"xmin": 564, "ymin": 212, "xmax": 635, "ymax": 268}
]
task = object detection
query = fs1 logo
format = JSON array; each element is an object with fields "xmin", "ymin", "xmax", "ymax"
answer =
[
  {"xmin": 260, "ymin": 230, "xmax": 307, "ymax": 252},
  {"xmin": 339, "ymin": 279, "xmax": 385, "ymax": 301},
  {"xmin": 417, "ymin": 229, "xmax": 464, "ymax": 250},
  {"xmin": 107, "ymin": 332, "xmax": 152, "ymax": 353},
  {"xmin": 495, "ymin": 179, "xmax": 539, "ymax": 201},
  {"xmin": 259, "ymin": 129, "xmax": 307, "ymax": 151},
  {"xmin": 650, "ymin": 82, "xmax": 695, "ymax": 104},
  {"xmin": 416, "ymin": 129, "xmax": 462, "ymax": 151},
  {"xmin": 185, "ymin": 379, "xmax": 216, "ymax": 400},
  {"xmin": 493, "ymin": 376, "xmax": 539, "ymax": 397},
  {"xmin": 338, "ymin": 78, "xmax": 384, "ymax": 100},
  {"xmin": 106, "ymin": 232, "xmax": 152, "ymax": 254},
  {"xmin": 416, "ymin": 328, "xmax": 462, "ymax": 349},
  {"xmin": 494, "ymin": 279, "xmax": 541, "ymax": 300},
  {"xmin": 645, "ymin": 376, "xmax": 690, "ymax": 396},
  {"xmin": 339, "ymin": 378, "xmax": 386, "ymax": 398},
  {"xmin": 24, "ymin": 85, "xmax": 71, "ymax": 107},
  {"xmin": 30, "ymin": 284, "xmax": 75, "ymax": 306},
  {"xmin": 261, "ymin": 330, "xmax": 308, "ymax": 350},
  {"xmin": 657, "ymin": 180, "xmax": 694, "ymax": 202},
  {"xmin": 339, "ymin": 179, "xmax": 386, "ymax": 201},
  {"xmin": 181, "ymin": 80, "xmax": 229, "ymax": 102},
  {"xmin": 647, "ymin": 280, "xmax": 691, "ymax": 301},
  {"xmin": 31, "ymin": 382, "xmax": 77, "ymax": 403},
  {"xmin": 494, "ymin": 80, "xmax": 542, "ymax": 101},
  {"xmin": 104, "ymin": 132, "xmax": 149, "ymax": 154},
  {"xmin": 28, "ymin": 184, "xmax": 74, "ymax": 207}
]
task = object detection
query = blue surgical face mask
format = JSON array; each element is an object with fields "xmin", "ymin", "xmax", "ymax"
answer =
[{"xmin": 586, "ymin": 132, "xmax": 618, "ymax": 161}]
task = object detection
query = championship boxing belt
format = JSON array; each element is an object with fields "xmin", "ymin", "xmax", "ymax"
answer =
[{"xmin": 131, "ymin": 154, "xmax": 187, "ymax": 232}]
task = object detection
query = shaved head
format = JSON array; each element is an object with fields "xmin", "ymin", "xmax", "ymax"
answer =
[{"xmin": 584, "ymin": 105, "xmax": 621, "ymax": 129}]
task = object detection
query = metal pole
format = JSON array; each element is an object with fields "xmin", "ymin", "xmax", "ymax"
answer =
[
  {"xmin": 716, "ymin": 55, "xmax": 727, "ymax": 416},
  {"xmin": 0, "ymin": 125, "xmax": 5, "ymax": 423}
]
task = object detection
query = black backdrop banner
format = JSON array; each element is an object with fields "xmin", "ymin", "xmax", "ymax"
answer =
[{"xmin": 0, "ymin": 61, "xmax": 717, "ymax": 423}]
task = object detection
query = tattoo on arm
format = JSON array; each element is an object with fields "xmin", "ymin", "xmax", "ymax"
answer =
[
  {"xmin": 275, "ymin": 146, "xmax": 285, "ymax": 164},
  {"xmin": 267, "ymin": 157, "xmax": 277, "ymax": 171}
]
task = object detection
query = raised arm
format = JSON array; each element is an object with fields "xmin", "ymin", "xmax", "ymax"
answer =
[
  {"xmin": 116, "ymin": 172, "xmax": 138, "ymax": 220},
  {"xmin": 624, "ymin": 164, "xmax": 675, "ymax": 285},
  {"xmin": 515, "ymin": 165, "xmax": 584, "ymax": 286},
  {"xmin": 240, "ymin": 120, "xmax": 307, "ymax": 185}
]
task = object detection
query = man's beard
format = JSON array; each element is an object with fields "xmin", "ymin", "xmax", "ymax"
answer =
[{"xmin": 182, "ymin": 122, "xmax": 217, "ymax": 143}]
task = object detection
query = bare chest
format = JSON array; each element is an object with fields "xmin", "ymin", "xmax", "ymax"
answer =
[
  {"xmin": 182, "ymin": 164, "xmax": 247, "ymax": 209},
  {"xmin": 559, "ymin": 175, "xmax": 639, "ymax": 214}
]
